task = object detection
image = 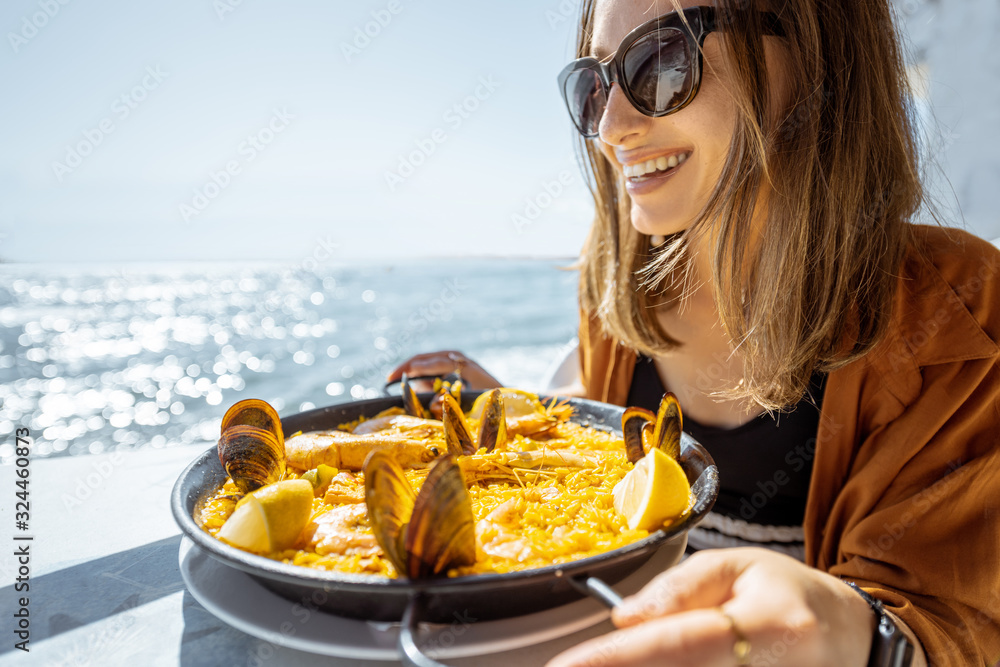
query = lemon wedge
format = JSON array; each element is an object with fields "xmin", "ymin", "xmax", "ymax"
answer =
[
  {"xmin": 217, "ymin": 495, "xmax": 270, "ymax": 552},
  {"xmin": 220, "ymin": 479, "xmax": 314, "ymax": 552},
  {"xmin": 612, "ymin": 448, "xmax": 690, "ymax": 531},
  {"xmin": 468, "ymin": 388, "xmax": 544, "ymax": 421}
]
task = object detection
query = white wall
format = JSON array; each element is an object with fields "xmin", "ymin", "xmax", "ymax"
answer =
[{"xmin": 893, "ymin": 0, "xmax": 1000, "ymax": 240}]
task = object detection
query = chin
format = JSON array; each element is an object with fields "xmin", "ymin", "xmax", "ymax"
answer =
[{"xmin": 629, "ymin": 206, "xmax": 690, "ymax": 238}]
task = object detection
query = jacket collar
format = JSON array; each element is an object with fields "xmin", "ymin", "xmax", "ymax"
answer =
[{"xmin": 868, "ymin": 245, "xmax": 998, "ymax": 403}]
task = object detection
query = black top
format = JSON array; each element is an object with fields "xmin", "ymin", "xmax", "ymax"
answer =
[{"xmin": 627, "ymin": 355, "xmax": 823, "ymax": 528}]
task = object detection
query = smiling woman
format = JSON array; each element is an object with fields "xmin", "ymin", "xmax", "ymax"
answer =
[
  {"xmin": 394, "ymin": 0, "xmax": 1000, "ymax": 665},
  {"xmin": 575, "ymin": 0, "xmax": 920, "ymax": 415}
]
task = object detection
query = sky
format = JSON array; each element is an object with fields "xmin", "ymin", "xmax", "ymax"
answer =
[
  {"xmin": 0, "ymin": 0, "xmax": 997, "ymax": 263},
  {"xmin": 0, "ymin": 0, "xmax": 593, "ymax": 263}
]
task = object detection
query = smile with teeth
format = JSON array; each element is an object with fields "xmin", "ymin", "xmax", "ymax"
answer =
[{"xmin": 623, "ymin": 152, "xmax": 690, "ymax": 180}]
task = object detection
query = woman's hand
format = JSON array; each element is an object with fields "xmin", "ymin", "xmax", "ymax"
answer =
[
  {"xmin": 386, "ymin": 351, "xmax": 503, "ymax": 392},
  {"xmin": 547, "ymin": 548, "xmax": 888, "ymax": 667}
]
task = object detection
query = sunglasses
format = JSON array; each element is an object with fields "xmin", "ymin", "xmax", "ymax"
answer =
[{"xmin": 557, "ymin": 6, "xmax": 785, "ymax": 138}]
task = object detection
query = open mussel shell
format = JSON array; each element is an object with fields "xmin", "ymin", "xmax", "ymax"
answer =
[
  {"xmin": 621, "ymin": 393, "xmax": 682, "ymax": 463},
  {"xmin": 401, "ymin": 373, "xmax": 431, "ymax": 419},
  {"xmin": 364, "ymin": 452, "xmax": 476, "ymax": 579},
  {"xmin": 476, "ymin": 388, "xmax": 508, "ymax": 453},
  {"xmin": 441, "ymin": 393, "xmax": 476, "ymax": 456},
  {"xmin": 218, "ymin": 424, "xmax": 286, "ymax": 494},
  {"xmin": 364, "ymin": 450, "xmax": 416, "ymax": 575},
  {"xmin": 221, "ymin": 399, "xmax": 284, "ymax": 448},
  {"xmin": 652, "ymin": 393, "xmax": 682, "ymax": 460},
  {"xmin": 405, "ymin": 455, "xmax": 476, "ymax": 578},
  {"xmin": 622, "ymin": 406, "xmax": 655, "ymax": 464}
]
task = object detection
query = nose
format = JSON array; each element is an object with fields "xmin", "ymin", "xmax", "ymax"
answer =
[{"xmin": 598, "ymin": 82, "xmax": 651, "ymax": 147}]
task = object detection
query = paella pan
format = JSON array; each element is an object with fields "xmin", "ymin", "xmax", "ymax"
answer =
[{"xmin": 171, "ymin": 388, "xmax": 718, "ymax": 628}]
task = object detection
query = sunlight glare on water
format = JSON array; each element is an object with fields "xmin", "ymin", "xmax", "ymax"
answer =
[{"xmin": 0, "ymin": 260, "xmax": 578, "ymax": 464}]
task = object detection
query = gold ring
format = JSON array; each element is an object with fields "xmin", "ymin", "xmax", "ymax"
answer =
[{"xmin": 719, "ymin": 609, "xmax": 751, "ymax": 666}]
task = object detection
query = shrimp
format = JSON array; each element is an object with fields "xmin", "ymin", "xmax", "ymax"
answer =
[
  {"xmin": 504, "ymin": 399, "xmax": 574, "ymax": 438},
  {"xmin": 352, "ymin": 414, "xmax": 443, "ymax": 438},
  {"xmin": 322, "ymin": 471, "xmax": 366, "ymax": 504},
  {"xmin": 305, "ymin": 503, "xmax": 380, "ymax": 557},
  {"xmin": 459, "ymin": 448, "xmax": 610, "ymax": 484},
  {"xmin": 284, "ymin": 430, "xmax": 443, "ymax": 471}
]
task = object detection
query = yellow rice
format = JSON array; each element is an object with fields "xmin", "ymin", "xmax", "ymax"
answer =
[{"xmin": 197, "ymin": 417, "xmax": 674, "ymax": 578}]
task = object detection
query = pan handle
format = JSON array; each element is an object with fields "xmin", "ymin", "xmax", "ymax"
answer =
[
  {"xmin": 398, "ymin": 593, "xmax": 450, "ymax": 667},
  {"xmin": 396, "ymin": 577, "xmax": 623, "ymax": 665},
  {"xmin": 553, "ymin": 568, "xmax": 626, "ymax": 610},
  {"xmin": 566, "ymin": 575, "xmax": 625, "ymax": 609}
]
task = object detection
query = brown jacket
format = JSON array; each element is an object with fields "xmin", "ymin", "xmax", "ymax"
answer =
[{"xmin": 578, "ymin": 226, "xmax": 1000, "ymax": 664}]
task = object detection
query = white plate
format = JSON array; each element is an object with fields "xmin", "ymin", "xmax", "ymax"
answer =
[{"xmin": 179, "ymin": 534, "xmax": 686, "ymax": 660}]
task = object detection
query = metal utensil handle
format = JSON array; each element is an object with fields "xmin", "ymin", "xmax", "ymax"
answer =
[
  {"xmin": 569, "ymin": 575, "xmax": 625, "ymax": 609},
  {"xmin": 398, "ymin": 594, "xmax": 450, "ymax": 667}
]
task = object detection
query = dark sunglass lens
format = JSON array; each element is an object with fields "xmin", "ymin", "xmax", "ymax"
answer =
[
  {"xmin": 563, "ymin": 67, "xmax": 606, "ymax": 136},
  {"xmin": 622, "ymin": 28, "xmax": 692, "ymax": 114}
]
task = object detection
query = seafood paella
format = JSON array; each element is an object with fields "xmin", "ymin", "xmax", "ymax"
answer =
[{"xmin": 195, "ymin": 380, "xmax": 692, "ymax": 579}]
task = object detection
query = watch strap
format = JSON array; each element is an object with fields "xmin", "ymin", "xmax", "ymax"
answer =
[{"xmin": 845, "ymin": 581, "xmax": 915, "ymax": 667}]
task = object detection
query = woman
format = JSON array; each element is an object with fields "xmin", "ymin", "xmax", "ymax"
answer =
[{"xmin": 390, "ymin": 0, "xmax": 1000, "ymax": 663}]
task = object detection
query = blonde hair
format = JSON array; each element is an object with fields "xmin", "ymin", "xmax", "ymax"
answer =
[{"xmin": 576, "ymin": 0, "xmax": 923, "ymax": 409}]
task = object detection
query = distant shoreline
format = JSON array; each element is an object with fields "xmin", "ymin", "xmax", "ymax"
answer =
[{"xmin": 0, "ymin": 256, "xmax": 580, "ymax": 272}]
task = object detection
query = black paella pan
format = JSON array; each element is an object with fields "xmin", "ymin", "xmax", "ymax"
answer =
[{"xmin": 171, "ymin": 393, "xmax": 718, "ymax": 629}]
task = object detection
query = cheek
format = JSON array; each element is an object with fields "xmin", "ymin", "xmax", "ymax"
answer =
[
  {"xmin": 687, "ymin": 40, "xmax": 739, "ymax": 132},
  {"xmin": 681, "ymin": 69, "xmax": 738, "ymax": 175},
  {"xmin": 597, "ymin": 141, "xmax": 619, "ymax": 171}
]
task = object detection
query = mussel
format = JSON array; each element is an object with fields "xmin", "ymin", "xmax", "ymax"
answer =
[
  {"xmin": 622, "ymin": 392, "xmax": 682, "ymax": 463},
  {"xmin": 221, "ymin": 398, "xmax": 283, "ymax": 440},
  {"xmin": 466, "ymin": 389, "xmax": 571, "ymax": 439},
  {"xmin": 439, "ymin": 389, "xmax": 508, "ymax": 454},
  {"xmin": 441, "ymin": 393, "xmax": 476, "ymax": 456},
  {"xmin": 401, "ymin": 373, "xmax": 431, "ymax": 419},
  {"xmin": 363, "ymin": 450, "xmax": 415, "ymax": 570},
  {"xmin": 475, "ymin": 388, "xmax": 507, "ymax": 453},
  {"xmin": 364, "ymin": 451, "xmax": 476, "ymax": 578},
  {"xmin": 622, "ymin": 406, "xmax": 655, "ymax": 464},
  {"xmin": 402, "ymin": 373, "xmax": 463, "ymax": 422},
  {"xmin": 218, "ymin": 398, "xmax": 287, "ymax": 493}
]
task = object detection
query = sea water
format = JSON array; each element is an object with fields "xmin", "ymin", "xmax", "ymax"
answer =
[{"xmin": 0, "ymin": 259, "xmax": 579, "ymax": 464}]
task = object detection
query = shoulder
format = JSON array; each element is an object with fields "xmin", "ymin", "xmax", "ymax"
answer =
[
  {"xmin": 812, "ymin": 228, "xmax": 1000, "ymax": 657},
  {"xmin": 905, "ymin": 224, "xmax": 1000, "ymax": 324},
  {"xmin": 883, "ymin": 224, "xmax": 1000, "ymax": 370},
  {"xmin": 829, "ymin": 225, "xmax": 1000, "ymax": 410}
]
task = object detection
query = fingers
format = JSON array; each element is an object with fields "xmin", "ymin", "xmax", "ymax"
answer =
[
  {"xmin": 611, "ymin": 550, "xmax": 748, "ymax": 628},
  {"xmin": 386, "ymin": 351, "xmax": 468, "ymax": 384},
  {"xmin": 546, "ymin": 608, "xmax": 737, "ymax": 667},
  {"xmin": 386, "ymin": 351, "xmax": 503, "ymax": 390},
  {"xmin": 551, "ymin": 550, "xmax": 842, "ymax": 667}
]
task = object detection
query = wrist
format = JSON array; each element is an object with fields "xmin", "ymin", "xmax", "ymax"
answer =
[
  {"xmin": 839, "ymin": 579, "xmax": 878, "ymax": 666},
  {"xmin": 843, "ymin": 581, "xmax": 914, "ymax": 667}
]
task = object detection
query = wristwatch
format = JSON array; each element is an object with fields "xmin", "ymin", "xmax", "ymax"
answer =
[{"xmin": 845, "ymin": 581, "xmax": 915, "ymax": 667}]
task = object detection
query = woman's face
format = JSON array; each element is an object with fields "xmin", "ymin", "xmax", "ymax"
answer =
[{"xmin": 590, "ymin": 0, "xmax": 786, "ymax": 237}]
